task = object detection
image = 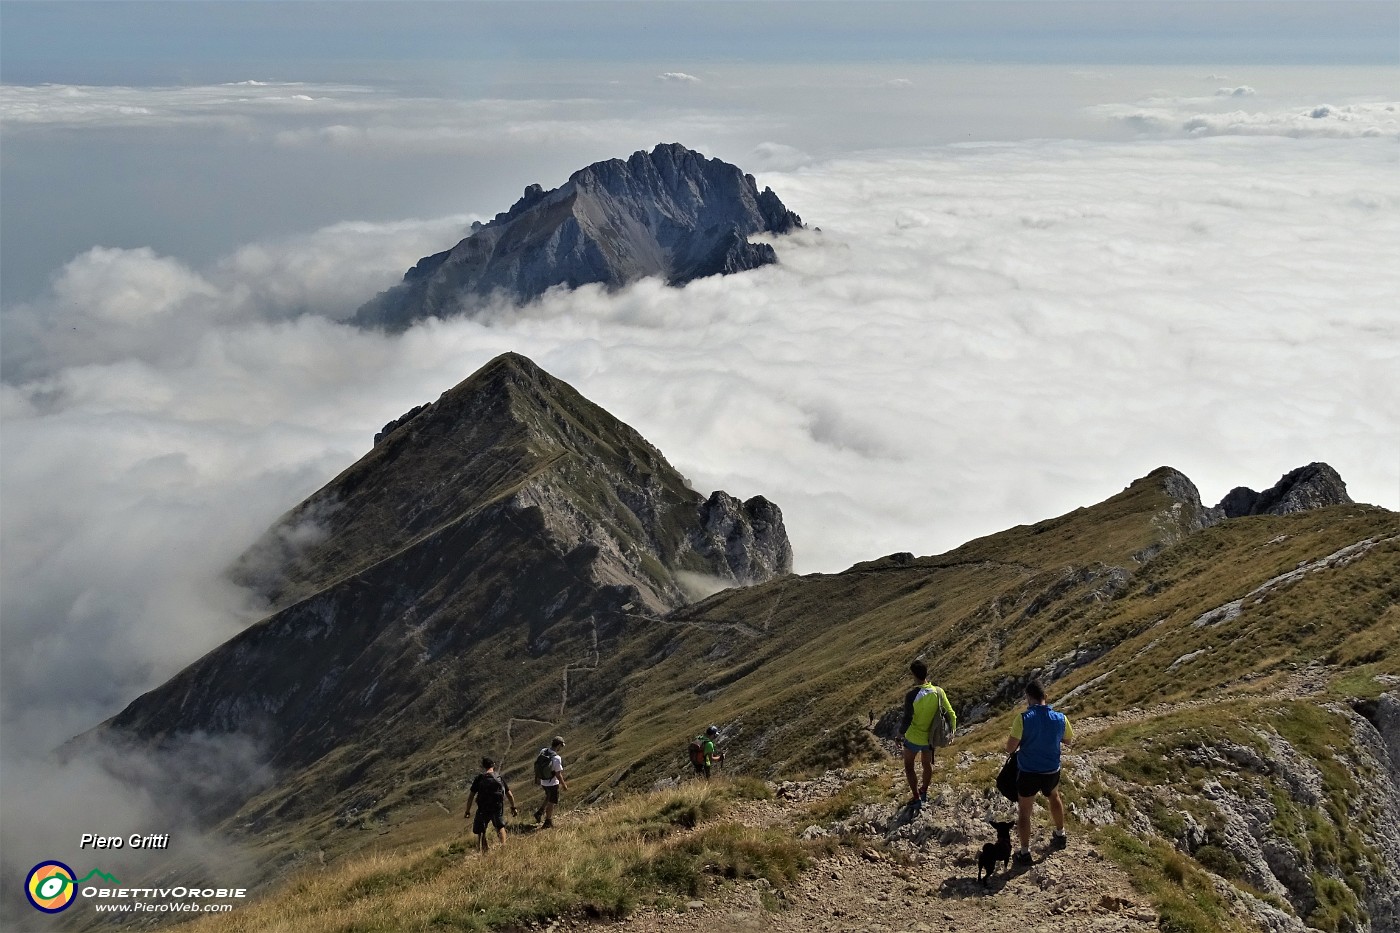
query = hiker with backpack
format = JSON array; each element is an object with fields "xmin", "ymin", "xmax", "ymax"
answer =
[
  {"xmin": 532, "ymin": 736, "xmax": 567, "ymax": 828},
  {"xmin": 1006, "ymin": 679, "xmax": 1074, "ymax": 864},
  {"xmin": 688, "ymin": 725, "xmax": 725, "ymax": 779},
  {"xmin": 465, "ymin": 757, "xmax": 517, "ymax": 852},
  {"xmin": 898, "ymin": 659, "xmax": 957, "ymax": 811}
]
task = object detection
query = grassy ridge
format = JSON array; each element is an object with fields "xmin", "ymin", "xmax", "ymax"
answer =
[{"xmin": 189, "ymin": 778, "xmax": 805, "ymax": 933}]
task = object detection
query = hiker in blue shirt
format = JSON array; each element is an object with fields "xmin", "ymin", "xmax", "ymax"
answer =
[{"xmin": 1005, "ymin": 679, "xmax": 1074, "ymax": 864}]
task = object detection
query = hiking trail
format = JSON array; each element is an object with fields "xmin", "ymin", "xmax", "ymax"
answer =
[{"xmin": 530, "ymin": 671, "xmax": 1339, "ymax": 933}]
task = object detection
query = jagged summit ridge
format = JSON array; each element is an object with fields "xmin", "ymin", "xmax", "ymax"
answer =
[
  {"xmin": 235, "ymin": 351, "xmax": 792, "ymax": 612},
  {"xmin": 1216, "ymin": 461, "xmax": 1352, "ymax": 518},
  {"xmin": 354, "ymin": 144, "xmax": 803, "ymax": 330}
]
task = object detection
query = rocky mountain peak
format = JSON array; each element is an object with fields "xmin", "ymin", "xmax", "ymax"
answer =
[
  {"xmin": 1142, "ymin": 465, "xmax": 1225, "ymax": 533},
  {"xmin": 1215, "ymin": 462, "xmax": 1352, "ymax": 518},
  {"xmin": 354, "ymin": 143, "xmax": 803, "ymax": 330},
  {"xmin": 236, "ymin": 352, "xmax": 791, "ymax": 612},
  {"xmin": 106, "ymin": 352, "xmax": 791, "ymax": 833}
]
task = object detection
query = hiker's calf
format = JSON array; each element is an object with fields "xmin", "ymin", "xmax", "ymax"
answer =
[{"xmin": 977, "ymin": 820, "xmax": 1015, "ymax": 885}]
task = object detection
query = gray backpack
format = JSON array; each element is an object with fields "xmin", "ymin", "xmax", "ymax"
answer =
[{"xmin": 927, "ymin": 687, "xmax": 955, "ymax": 748}]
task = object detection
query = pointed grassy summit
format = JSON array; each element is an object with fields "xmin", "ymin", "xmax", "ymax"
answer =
[
  {"xmin": 94, "ymin": 353, "xmax": 791, "ymax": 853},
  {"xmin": 234, "ymin": 351, "xmax": 791, "ymax": 612}
]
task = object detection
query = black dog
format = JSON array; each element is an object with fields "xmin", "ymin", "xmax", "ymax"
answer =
[{"xmin": 977, "ymin": 820, "xmax": 1016, "ymax": 885}]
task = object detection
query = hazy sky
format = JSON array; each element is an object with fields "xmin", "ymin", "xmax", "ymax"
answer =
[{"xmin": 1, "ymin": 0, "xmax": 1397, "ymax": 898}]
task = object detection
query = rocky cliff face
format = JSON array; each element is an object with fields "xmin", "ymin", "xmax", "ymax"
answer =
[
  {"xmin": 355, "ymin": 143, "xmax": 803, "ymax": 330},
  {"xmin": 1217, "ymin": 462, "xmax": 1352, "ymax": 518}
]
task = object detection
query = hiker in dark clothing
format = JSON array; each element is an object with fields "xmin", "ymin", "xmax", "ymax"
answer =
[{"xmin": 465, "ymin": 757, "xmax": 517, "ymax": 852}]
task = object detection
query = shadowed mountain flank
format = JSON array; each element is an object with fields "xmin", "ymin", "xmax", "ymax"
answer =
[
  {"xmin": 354, "ymin": 143, "xmax": 803, "ymax": 329},
  {"xmin": 95, "ymin": 352, "xmax": 791, "ymax": 827}
]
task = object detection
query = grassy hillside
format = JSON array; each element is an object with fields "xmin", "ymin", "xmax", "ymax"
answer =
[{"xmin": 185, "ymin": 778, "xmax": 806, "ymax": 933}]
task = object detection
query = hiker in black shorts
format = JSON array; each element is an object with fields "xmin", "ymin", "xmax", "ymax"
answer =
[
  {"xmin": 1005, "ymin": 680, "xmax": 1074, "ymax": 864},
  {"xmin": 465, "ymin": 757, "xmax": 517, "ymax": 852},
  {"xmin": 533, "ymin": 736, "xmax": 567, "ymax": 828}
]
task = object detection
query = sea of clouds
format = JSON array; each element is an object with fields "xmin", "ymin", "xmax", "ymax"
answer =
[{"xmin": 2, "ymin": 69, "xmax": 1397, "ymax": 896}]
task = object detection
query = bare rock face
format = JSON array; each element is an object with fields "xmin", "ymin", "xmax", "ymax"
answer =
[
  {"xmin": 1154, "ymin": 466, "xmax": 1227, "ymax": 532},
  {"xmin": 1217, "ymin": 462, "xmax": 1352, "ymax": 518},
  {"xmin": 355, "ymin": 143, "xmax": 803, "ymax": 330},
  {"xmin": 692, "ymin": 491, "xmax": 793, "ymax": 584}
]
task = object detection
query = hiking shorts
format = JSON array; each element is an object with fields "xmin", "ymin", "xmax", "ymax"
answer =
[
  {"xmin": 1017, "ymin": 769, "xmax": 1061, "ymax": 798},
  {"xmin": 541, "ymin": 784, "xmax": 560, "ymax": 804},
  {"xmin": 903, "ymin": 739, "xmax": 931, "ymax": 754},
  {"xmin": 473, "ymin": 805, "xmax": 505, "ymax": 834}
]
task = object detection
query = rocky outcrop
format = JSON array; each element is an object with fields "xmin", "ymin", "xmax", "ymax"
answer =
[
  {"xmin": 355, "ymin": 143, "xmax": 803, "ymax": 330},
  {"xmin": 1217, "ymin": 462, "xmax": 1352, "ymax": 518},
  {"xmin": 691, "ymin": 491, "xmax": 793, "ymax": 584},
  {"xmin": 1345, "ymin": 696, "xmax": 1400, "ymax": 933}
]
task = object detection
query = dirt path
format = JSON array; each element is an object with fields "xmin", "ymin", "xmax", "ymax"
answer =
[{"xmin": 535, "ymin": 767, "xmax": 1158, "ymax": 933}]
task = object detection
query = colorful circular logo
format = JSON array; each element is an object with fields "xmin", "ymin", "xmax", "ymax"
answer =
[{"xmin": 25, "ymin": 861, "xmax": 77, "ymax": 913}]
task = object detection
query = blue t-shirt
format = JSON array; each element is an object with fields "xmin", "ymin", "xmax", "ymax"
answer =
[{"xmin": 1011, "ymin": 704, "xmax": 1072, "ymax": 774}]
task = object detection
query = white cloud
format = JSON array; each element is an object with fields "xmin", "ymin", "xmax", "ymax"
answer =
[
  {"xmin": 1, "ymin": 216, "xmax": 476, "ymax": 380},
  {"xmin": 1216, "ymin": 85, "xmax": 1256, "ymax": 97},
  {"xmin": 1, "ymin": 136, "xmax": 1397, "ymax": 828},
  {"xmin": 657, "ymin": 72, "xmax": 702, "ymax": 84},
  {"xmin": 745, "ymin": 141, "xmax": 814, "ymax": 172},
  {"xmin": 885, "ymin": 78, "xmax": 914, "ymax": 88},
  {"xmin": 0, "ymin": 81, "xmax": 381, "ymax": 130},
  {"xmin": 1093, "ymin": 97, "xmax": 1399, "ymax": 139}
]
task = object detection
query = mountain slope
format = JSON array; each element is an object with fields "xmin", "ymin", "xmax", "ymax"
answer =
[
  {"xmin": 354, "ymin": 143, "xmax": 804, "ymax": 330},
  {"xmin": 184, "ymin": 478, "xmax": 1397, "ymax": 933},
  {"xmin": 83, "ymin": 353, "xmax": 791, "ymax": 856}
]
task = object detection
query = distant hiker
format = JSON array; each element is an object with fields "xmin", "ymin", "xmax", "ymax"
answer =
[
  {"xmin": 688, "ymin": 725, "xmax": 726, "ymax": 779},
  {"xmin": 532, "ymin": 736, "xmax": 567, "ymax": 828},
  {"xmin": 465, "ymin": 757, "xmax": 517, "ymax": 853},
  {"xmin": 898, "ymin": 659, "xmax": 957, "ymax": 810},
  {"xmin": 1006, "ymin": 679, "xmax": 1074, "ymax": 864}
]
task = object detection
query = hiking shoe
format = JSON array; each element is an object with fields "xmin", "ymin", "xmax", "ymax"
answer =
[
  {"xmin": 1051, "ymin": 832, "xmax": 1068, "ymax": 850},
  {"xmin": 1013, "ymin": 851, "xmax": 1034, "ymax": 867},
  {"xmin": 905, "ymin": 797, "xmax": 922, "ymax": 812},
  {"xmin": 541, "ymin": 819, "xmax": 554, "ymax": 829},
  {"xmin": 533, "ymin": 808, "xmax": 544, "ymax": 823},
  {"xmin": 919, "ymin": 790, "xmax": 929, "ymax": 806}
]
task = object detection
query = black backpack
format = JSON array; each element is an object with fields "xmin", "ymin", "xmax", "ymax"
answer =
[
  {"xmin": 996, "ymin": 754, "xmax": 1019, "ymax": 802},
  {"xmin": 534, "ymin": 748, "xmax": 555, "ymax": 784},
  {"xmin": 477, "ymin": 772, "xmax": 505, "ymax": 808}
]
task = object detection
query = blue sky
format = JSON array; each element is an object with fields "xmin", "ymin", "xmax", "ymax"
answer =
[{"xmin": 3, "ymin": 1, "xmax": 1397, "ymax": 86}]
